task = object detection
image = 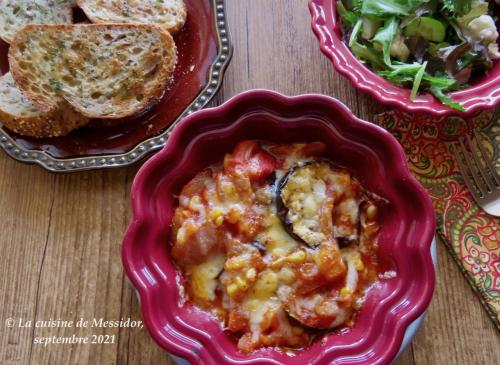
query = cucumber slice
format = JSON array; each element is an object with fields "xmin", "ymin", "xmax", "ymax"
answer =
[{"xmin": 403, "ymin": 17, "xmax": 447, "ymax": 42}]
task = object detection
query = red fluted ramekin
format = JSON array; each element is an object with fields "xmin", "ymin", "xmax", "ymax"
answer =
[{"xmin": 122, "ymin": 90, "xmax": 436, "ymax": 365}]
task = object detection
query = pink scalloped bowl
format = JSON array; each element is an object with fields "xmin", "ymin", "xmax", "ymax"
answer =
[
  {"xmin": 122, "ymin": 90, "xmax": 436, "ymax": 365},
  {"xmin": 309, "ymin": 0, "xmax": 500, "ymax": 116}
]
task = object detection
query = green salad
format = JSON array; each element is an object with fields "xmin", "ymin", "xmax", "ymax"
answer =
[{"xmin": 337, "ymin": 0, "xmax": 499, "ymax": 110}]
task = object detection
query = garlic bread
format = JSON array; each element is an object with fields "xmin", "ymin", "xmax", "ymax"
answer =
[
  {"xmin": 77, "ymin": 0, "xmax": 187, "ymax": 34},
  {"xmin": 9, "ymin": 24, "xmax": 177, "ymax": 119},
  {"xmin": 0, "ymin": 1, "xmax": 75, "ymax": 44},
  {"xmin": 0, "ymin": 72, "xmax": 89, "ymax": 138}
]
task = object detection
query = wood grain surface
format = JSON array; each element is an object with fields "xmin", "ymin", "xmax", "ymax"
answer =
[{"xmin": 0, "ymin": 1, "xmax": 499, "ymax": 364}]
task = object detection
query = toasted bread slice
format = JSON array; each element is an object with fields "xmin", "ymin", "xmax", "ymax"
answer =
[
  {"xmin": 0, "ymin": 1, "xmax": 75, "ymax": 44},
  {"xmin": 0, "ymin": 72, "xmax": 89, "ymax": 138},
  {"xmin": 77, "ymin": 0, "xmax": 187, "ymax": 34},
  {"xmin": 9, "ymin": 24, "xmax": 177, "ymax": 119}
]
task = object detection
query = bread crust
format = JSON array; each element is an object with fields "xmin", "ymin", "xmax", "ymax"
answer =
[
  {"xmin": 0, "ymin": 73, "xmax": 89, "ymax": 138},
  {"xmin": 77, "ymin": 0, "xmax": 187, "ymax": 34},
  {"xmin": 0, "ymin": 106, "xmax": 89, "ymax": 138},
  {"xmin": 8, "ymin": 23, "xmax": 177, "ymax": 120}
]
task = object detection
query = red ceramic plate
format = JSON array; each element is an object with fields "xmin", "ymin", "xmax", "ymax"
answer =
[
  {"xmin": 0, "ymin": 0, "xmax": 232, "ymax": 172},
  {"xmin": 122, "ymin": 90, "xmax": 436, "ymax": 365},
  {"xmin": 309, "ymin": 0, "xmax": 500, "ymax": 116}
]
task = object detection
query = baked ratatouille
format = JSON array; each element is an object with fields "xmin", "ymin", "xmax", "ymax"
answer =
[{"xmin": 170, "ymin": 140, "xmax": 384, "ymax": 352}]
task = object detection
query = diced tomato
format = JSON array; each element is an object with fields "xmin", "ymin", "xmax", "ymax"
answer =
[
  {"xmin": 237, "ymin": 333, "xmax": 256, "ymax": 352},
  {"xmin": 224, "ymin": 141, "xmax": 276, "ymax": 181},
  {"xmin": 228, "ymin": 309, "xmax": 249, "ymax": 332},
  {"xmin": 316, "ymin": 241, "xmax": 346, "ymax": 281}
]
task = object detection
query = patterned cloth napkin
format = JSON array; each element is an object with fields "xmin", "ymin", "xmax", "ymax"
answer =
[{"xmin": 374, "ymin": 110, "xmax": 500, "ymax": 331}]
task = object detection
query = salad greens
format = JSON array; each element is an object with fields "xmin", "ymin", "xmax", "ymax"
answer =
[
  {"xmin": 441, "ymin": 0, "xmax": 472, "ymax": 17},
  {"xmin": 373, "ymin": 17, "xmax": 400, "ymax": 65},
  {"xmin": 361, "ymin": 0, "xmax": 429, "ymax": 17},
  {"xmin": 337, "ymin": 0, "xmax": 499, "ymax": 110}
]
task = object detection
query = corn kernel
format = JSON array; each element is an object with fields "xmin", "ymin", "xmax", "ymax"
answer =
[
  {"xmin": 225, "ymin": 257, "xmax": 246, "ymax": 270},
  {"xmin": 208, "ymin": 208, "xmax": 224, "ymax": 226},
  {"xmin": 269, "ymin": 257, "xmax": 286, "ymax": 270},
  {"xmin": 227, "ymin": 284, "xmax": 238, "ymax": 298},
  {"xmin": 226, "ymin": 209, "xmax": 241, "ymax": 224},
  {"xmin": 278, "ymin": 267, "xmax": 296, "ymax": 284},
  {"xmin": 272, "ymin": 248, "xmax": 287, "ymax": 257},
  {"xmin": 354, "ymin": 256, "xmax": 364, "ymax": 271},
  {"xmin": 255, "ymin": 271, "xmax": 278, "ymax": 294},
  {"xmin": 176, "ymin": 227, "xmax": 187, "ymax": 245},
  {"xmin": 234, "ymin": 276, "xmax": 248, "ymax": 290},
  {"xmin": 340, "ymin": 288, "xmax": 353, "ymax": 296},
  {"xmin": 287, "ymin": 250, "xmax": 306, "ymax": 263},
  {"xmin": 246, "ymin": 268, "xmax": 257, "ymax": 281},
  {"xmin": 209, "ymin": 208, "xmax": 224, "ymax": 221}
]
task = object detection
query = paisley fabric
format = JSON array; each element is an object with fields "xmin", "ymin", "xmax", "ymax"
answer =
[{"xmin": 374, "ymin": 110, "xmax": 500, "ymax": 331}]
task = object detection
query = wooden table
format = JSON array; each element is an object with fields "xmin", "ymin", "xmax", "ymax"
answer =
[{"xmin": 1, "ymin": 1, "xmax": 499, "ymax": 364}]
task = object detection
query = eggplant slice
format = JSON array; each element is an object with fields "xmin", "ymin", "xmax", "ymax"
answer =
[
  {"xmin": 277, "ymin": 285, "xmax": 349, "ymax": 329},
  {"xmin": 277, "ymin": 160, "xmax": 364, "ymax": 248},
  {"xmin": 276, "ymin": 161, "xmax": 335, "ymax": 248}
]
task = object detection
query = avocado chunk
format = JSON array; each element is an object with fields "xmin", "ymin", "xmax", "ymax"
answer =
[{"xmin": 403, "ymin": 17, "xmax": 447, "ymax": 42}]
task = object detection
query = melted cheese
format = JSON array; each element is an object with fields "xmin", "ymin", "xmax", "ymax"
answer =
[
  {"xmin": 243, "ymin": 270, "xmax": 281, "ymax": 342},
  {"xmin": 188, "ymin": 253, "xmax": 226, "ymax": 302},
  {"xmin": 256, "ymin": 214, "xmax": 299, "ymax": 256}
]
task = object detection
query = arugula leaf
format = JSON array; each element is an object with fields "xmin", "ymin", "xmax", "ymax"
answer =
[
  {"xmin": 352, "ymin": 42, "xmax": 386, "ymax": 69},
  {"xmin": 361, "ymin": 0, "xmax": 429, "ymax": 17},
  {"xmin": 441, "ymin": 0, "xmax": 472, "ymax": 17},
  {"xmin": 379, "ymin": 67, "xmax": 465, "ymax": 110},
  {"xmin": 348, "ymin": 17, "xmax": 386, "ymax": 69},
  {"xmin": 337, "ymin": 1, "xmax": 359, "ymax": 26},
  {"xmin": 377, "ymin": 71, "xmax": 413, "ymax": 84},
  {"xmin": 430, "ymin": 86, "xmax": 465, "ymax": 111},
  {"xmin": 362, "ymin": 0, "xmax": 410, "ymax": 17},
  {"xmin": 349, "ymin": 18, "xmax": 363, "ymax": 47},
  {"xmin": 378, "ymin": 61, "xmax": 428, "ymax": 99},
  {"xmin": 422, "ymin": 73, "xmax": 457, "ymax": 88},
  {"xmin": 410, "ymin": 61, "xmax": 427, "ymax": 100},
  {"xmin": 372, "ymin": 17, "xmax": 399, "ymax": 66},
  {"xmin": 351, "ymin": 0, "xmax": 363, "ymax": 11},
  {"xmin": 425, "ymin": 73, "xmax": 465, "ymax": 111},
  {"xmin": 378, "ymin": 62, "xmax": 423, "ymax": 79},
  {"xmin": 341, "ymin": 0, "xmax": 362, "ymax": 12}
]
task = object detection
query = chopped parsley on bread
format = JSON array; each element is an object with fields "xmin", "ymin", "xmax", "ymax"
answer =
[
  {"xmin": 0, "ymin": 0, "xmax": 75, "ymax": 43},
  {"xmin": 8, "ymin": 24, "xmax": 177, "ymax": 120}
]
